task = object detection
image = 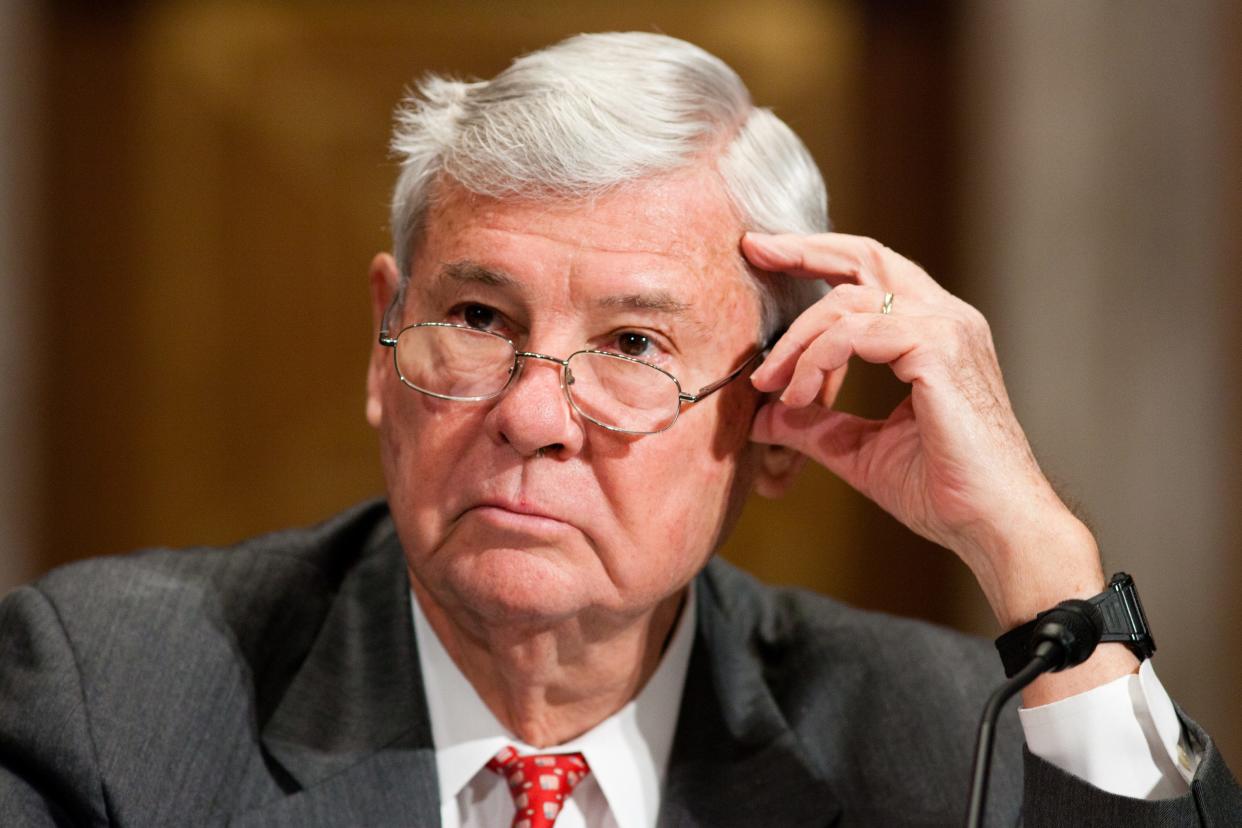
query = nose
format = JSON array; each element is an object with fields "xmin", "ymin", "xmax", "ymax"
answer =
[{"xmin": 483, "ymin": 352, "xmax": 585, "ymax": 459}]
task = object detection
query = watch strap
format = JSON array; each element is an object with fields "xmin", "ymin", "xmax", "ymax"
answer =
[{"xmin": 994, "ymin": 572, "xmax": 1155, "ymax": 678}]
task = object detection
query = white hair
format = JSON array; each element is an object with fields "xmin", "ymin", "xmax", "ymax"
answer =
[{"xmin": 389, "ymin": 31, "xmax": 829, "ymax": 338}]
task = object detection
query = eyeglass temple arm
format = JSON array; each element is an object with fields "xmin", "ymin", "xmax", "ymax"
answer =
[
  {"xmin": 377, "ymin": 290, "xmax": 405, "ymax": 347},
  {"xmin": 678, "ymin": 344, "xmax": 773, "ymax": 404}
]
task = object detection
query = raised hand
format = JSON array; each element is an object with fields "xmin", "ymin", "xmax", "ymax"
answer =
[{"xmin": 743, "ymin": 231, "xmax": 1109, "ymax": 637}]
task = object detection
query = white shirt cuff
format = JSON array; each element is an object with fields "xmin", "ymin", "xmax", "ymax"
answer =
[{"xmin": 1018, "ymin": 659, "xmax": 1199, "ymax": 799}]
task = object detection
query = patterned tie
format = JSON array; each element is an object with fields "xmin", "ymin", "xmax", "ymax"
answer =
[{"xmin": 485, "ymin": 746, "xmax": 592, "ymax": 828}]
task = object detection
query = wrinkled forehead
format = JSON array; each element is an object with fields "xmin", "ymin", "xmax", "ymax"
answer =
[
  {"xmin": 424, "ymin": 167, "xmax": 742, "ymax": 253},
  {"xmin": 412, "ymin": 170, "xmax": 762, "ymax": 330}
]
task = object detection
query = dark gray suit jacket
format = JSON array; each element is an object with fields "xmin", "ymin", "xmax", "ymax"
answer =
[{"xmin": 2, "ymin": 501, "xmax": 1239, "ymax": 826}]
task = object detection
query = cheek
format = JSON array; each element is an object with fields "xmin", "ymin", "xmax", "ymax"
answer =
[
  {"xmin": 378, "ymin": 390, "xmax": 485, "ymax": 507},
  {"xmin": 378, "ymin": 387, "xmax": 421, "ymax": 479},
  {"xmin": 672, "ymin": 387, "xmax": 763, "ymax": 541},
  {"xmin": 599, "ymin": 410, "xmax": 751, "ymax": 581}
]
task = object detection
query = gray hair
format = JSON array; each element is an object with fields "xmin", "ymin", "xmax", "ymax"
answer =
[{"xmin": 389, "ymin": 31, "xmax": 829, "ymax": 339}]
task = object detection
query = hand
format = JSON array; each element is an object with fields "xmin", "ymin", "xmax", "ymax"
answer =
[{"xmin": 743, "ymin": 232, "xmax": 1106, "ymax": 630}]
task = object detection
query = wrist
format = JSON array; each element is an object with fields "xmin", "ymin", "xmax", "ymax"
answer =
[
  {"xmin": 1022, "ymin": 643, "xmax": 1141, "ymax": 708},
  {"xmin": 967, "ymin": 507, "xmax": 1104, "ymax": 631}
]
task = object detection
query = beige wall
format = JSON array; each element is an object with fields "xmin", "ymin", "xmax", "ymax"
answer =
[{"xmin": 960, "ymin": 0, "xmax": 1242, "ymax": 767}]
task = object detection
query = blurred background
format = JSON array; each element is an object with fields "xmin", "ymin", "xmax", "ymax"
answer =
[{"xmin": 1, "ymin": 0, "xmax": 1238, "ymax": 768}]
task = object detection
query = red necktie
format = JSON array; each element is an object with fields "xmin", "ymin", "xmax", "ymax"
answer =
[{"xmin": 486, "ymin": 746, "xmax": 592, "ymax": 828}]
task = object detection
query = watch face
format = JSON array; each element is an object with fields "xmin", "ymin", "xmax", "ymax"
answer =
[{"xmin": 1095, "ymin": 573, "xmax": 1155, "ymax": 658}]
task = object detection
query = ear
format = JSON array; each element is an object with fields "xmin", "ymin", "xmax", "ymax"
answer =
[
  {"xmin": 752, "ymin": 442, "xmax": 807, "ymax": 499},
  {"xmin": 365, "ymin": 252, "xmax": 402, "ymax": 429},
  {"xmin": 749, "ymin": 355, "xmax": 846, "ymax": 498}
]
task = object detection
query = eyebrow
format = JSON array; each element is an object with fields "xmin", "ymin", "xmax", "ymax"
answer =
[
  {"xmin": 436, "ymin": 260, "xmax": 692, "ymax": 318},
  {"xmin": 596, "ymin": 292, "xmax": 690, "ymax": 317},
  {"xmin": 437, "ymin": 260, "xmax": 521, "ymax": 289}
]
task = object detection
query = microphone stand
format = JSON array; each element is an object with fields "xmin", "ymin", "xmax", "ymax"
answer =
[{"xmin": 964, "ymin": 600, "xmax": 1103, "ymax": 828}]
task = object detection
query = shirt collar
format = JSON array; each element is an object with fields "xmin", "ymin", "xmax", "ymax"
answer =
[{"xmin": 412, "ymin": 584, "xmax": 696, "ymax": 828}]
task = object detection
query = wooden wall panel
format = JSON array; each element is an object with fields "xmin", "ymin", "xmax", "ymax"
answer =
[{"xmin": 35, "ymin": 1, "xmax": 967, "ymax": 628}]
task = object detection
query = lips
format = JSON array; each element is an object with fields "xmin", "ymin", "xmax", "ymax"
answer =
[
  {"xmin": 472, "ymin": 496, "xmax": 560, "ymax": 519},
  {"xmin": 462, "ymin": 498, "xmax": 574, "ymax": 531}
]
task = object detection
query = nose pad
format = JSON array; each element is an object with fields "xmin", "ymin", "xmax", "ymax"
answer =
[
  {"xmin": 510, "ymin": 354, "xmax": 566, "ymax": 392},
  {"xmin": 565, "ymin": 365, "xmax": 575, "ymax": 388},
  {"xmin": 486, "ymin": 352, "xmax": 584, "ymax": 457}
]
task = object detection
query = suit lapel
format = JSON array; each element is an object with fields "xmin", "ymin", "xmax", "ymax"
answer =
[
  {"xmin": 659, "ymin": 561, "xmax": 840, "ymax": 828},
  {"xmin": 233, "ymin": 522, "xmax": 837, "ymax": 826},
  {"xmin": 243, "ymin": 524, "xmax": 440, "ymax": 826}
]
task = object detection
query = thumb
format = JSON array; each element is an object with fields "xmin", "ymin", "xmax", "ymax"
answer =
[{"xmin": 751, "ymin": 400, "xmax": 878, "ymax": 487}]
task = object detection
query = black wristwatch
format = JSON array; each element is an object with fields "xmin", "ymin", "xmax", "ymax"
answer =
[{"xmin": 994, "ymin": 572, "xmax": 1156, "ymax": 678}]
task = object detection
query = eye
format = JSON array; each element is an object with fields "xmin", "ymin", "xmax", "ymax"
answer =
[
  {"xmin": 615, "ymin": 331, "xmax": 653, "ymax": 358},
  {"xmin": 461, "ymin": 303, "xmax": 498, "ymax": 331}
]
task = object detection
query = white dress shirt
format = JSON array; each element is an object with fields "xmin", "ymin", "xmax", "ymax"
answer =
[
  {"xmin": 1020, "ymin": 658, "xmax": 1198, "ymax": 797},
  {"xmin": 413, "ymin": 585, "xmax": 1196, "ymax": 826},
  {"xmin": 412, "ymin": 585, "xmax": 696, "ymax": 828}
]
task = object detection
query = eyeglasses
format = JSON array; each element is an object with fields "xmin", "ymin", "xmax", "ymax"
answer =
[{"xmin": 378, "ymin": 315, "xmax": 770, "ymax": 435}]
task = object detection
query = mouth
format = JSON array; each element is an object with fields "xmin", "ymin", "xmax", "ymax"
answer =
[{"xmin": 462, "ymin": 499, "xmax": 574, "ymax": 532}]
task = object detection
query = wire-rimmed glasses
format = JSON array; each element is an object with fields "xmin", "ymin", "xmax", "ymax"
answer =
[{"xmin": 378, "ymin": 319, "xmax": 770, "ymax": 435}]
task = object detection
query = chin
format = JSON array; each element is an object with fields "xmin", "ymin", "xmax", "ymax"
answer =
[{"xmin": 438, "ymin": 545, "xmax": 600, "ymax": 625}]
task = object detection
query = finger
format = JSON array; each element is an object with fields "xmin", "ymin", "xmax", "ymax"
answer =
[
  {"xmin": 777, "ymin": 314, "xmax": 952, "ymax": 408},
  {"xmin": 752, "ymin": 283, "xmax": 934, "ymax": 391},
  {"xmin": 817, "ymin": 359, "xmax": 848, "ymax": 408},
  {"xmin": 743, "ymin": 231, "xmax": 941, "ymax": 296}
]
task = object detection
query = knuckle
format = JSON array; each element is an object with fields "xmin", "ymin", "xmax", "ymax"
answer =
[
  {"xmin": 950, "ymin": 318, "xmax": 973, "ymax": 350},
  {"xmin": 864, "ymin": 315, "xmax": 890, "ymax": 338},
  {"xmin": 806, "ymin": 329, "xmax": 839, "ymax": 361},
  {"xmin": 830, "ymin": 282, "xmax": 867, "ymax": 305},
  {"xmin": 860, "ymin": 237, "xmax": 887, "ymax": 273},
  {"xmin": 859, "ymin": 235, "xmax": 883, "ymax": 253},
  {"xmin": 957, "ymin": 299, "xmax": 989, "ymax": 329},
  {"xmin": 931, "ymin": 318, "xmax": 965, "ymax": 361}
]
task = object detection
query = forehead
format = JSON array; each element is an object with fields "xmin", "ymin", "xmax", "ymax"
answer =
[{"xmin": 412, "ymin": 168, "xmax": 759, "ymax": 329}]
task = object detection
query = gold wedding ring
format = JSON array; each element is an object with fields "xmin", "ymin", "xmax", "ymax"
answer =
[{"xmin": 881, "ymin": 292, "xmax": 894, "ymax": 315}]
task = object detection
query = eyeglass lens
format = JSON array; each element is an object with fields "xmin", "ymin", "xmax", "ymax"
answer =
[
  {"xmin": 396, "ymin": 325, "xmax": 514, "ymax": 400},
  {"xmin": 393, "ymin": 325, "xmax": 681, "ymax": 432},
  {"xmin": 566, "ymin": 353, "xmax": 679, "ymax": 433}
]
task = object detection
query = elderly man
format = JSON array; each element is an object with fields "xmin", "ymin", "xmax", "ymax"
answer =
[{"xmin": 1, "ymin": 32, "xmax": 1239, "ymax": 827}]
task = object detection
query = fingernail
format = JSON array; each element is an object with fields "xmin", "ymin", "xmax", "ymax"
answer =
[{"xmin": 750, "ymin": 369, "xmax": 774, "ymax": 392}]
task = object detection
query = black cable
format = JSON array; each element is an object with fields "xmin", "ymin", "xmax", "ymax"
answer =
[
  {"xmin": 964, "ymin": 643, "xmax": 1055, "ymax": 827},
  {"xmin": 964, "ymin": 599, "xmax": 1104, "ymax": 827}
]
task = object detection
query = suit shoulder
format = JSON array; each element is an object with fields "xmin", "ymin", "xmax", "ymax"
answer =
[
  {"xmin": 697, "ymin": 558, "xmax": 1021, "ymax": 822},
  {"xmin": 0, "ymin": 501, "xmax": 400, "ymax": 822},
  {"xmin": 36, "ymin": 499, "xmax": 391, "ymax": 607},
  {"xmin": 700, "ymin": 557, "xmax": 1001, "ymax": 701},
  {"xmin": 25, "ymin": 499, "xmax": 396, "ymax": 669}
]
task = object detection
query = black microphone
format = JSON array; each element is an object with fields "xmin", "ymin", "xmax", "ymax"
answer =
[{"xmin": 964, "ymin": 599, "xmax": 1104, "ymax": 827}]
